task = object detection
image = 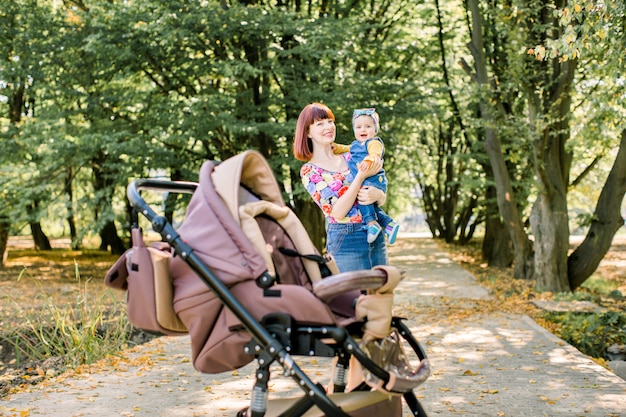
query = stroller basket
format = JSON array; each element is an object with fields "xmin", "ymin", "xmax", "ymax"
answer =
[{"xmin": 110, "ymin": 151, "xmax": 430, "ymax": 417}]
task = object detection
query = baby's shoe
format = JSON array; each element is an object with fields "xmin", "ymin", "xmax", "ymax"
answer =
[
  {"xmin": 367, "ymin": 222, "xmax": 382, "ymax": 243},
  {"xmin": 385, "ymin": 222, "xmax": 400, "ymax": 245}
]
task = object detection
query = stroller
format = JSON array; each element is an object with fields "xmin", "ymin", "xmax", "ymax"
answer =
[{"xmin": 105, "ymin": 150, "xmax": 430, "ymax": 416}]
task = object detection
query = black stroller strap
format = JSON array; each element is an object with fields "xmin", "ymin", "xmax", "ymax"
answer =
[
  {"xmin": 278, "ymin": 247, "xmax": 326, "ymax": 262},
  {"xmin": 278, "ymin": 247, "xmax": 333, "ymax": 278}
]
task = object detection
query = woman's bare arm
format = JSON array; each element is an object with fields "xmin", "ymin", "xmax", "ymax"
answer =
[{"xmin": 330, "ymin": 159, "xmax": 383, "ymax": 219}]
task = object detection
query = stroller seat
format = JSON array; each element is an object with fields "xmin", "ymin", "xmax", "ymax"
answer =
[{"xmin": 107, "ymin": 150, "xmax": 430, "ymax": 417}]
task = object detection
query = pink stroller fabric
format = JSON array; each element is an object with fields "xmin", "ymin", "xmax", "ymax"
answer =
[{"xmin": 170, "ymin": 154, "xmax": 339, "ymax": 374}]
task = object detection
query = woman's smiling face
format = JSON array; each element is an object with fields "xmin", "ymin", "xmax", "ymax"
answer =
[{"xmin": 308, "ymin": 118, "xmax": 336, "ymax": 144}]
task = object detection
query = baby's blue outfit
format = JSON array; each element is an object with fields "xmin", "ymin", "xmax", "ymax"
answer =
[{"xmin": 348, "ymin": 137, "xmax": 393, "ymax": 228}]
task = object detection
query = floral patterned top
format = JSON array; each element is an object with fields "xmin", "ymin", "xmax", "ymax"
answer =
[{"xmin": 300, "ymin": 152, "xmax": 363, "ymax": 224}]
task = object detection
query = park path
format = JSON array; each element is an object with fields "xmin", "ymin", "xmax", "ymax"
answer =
[{"xmin": 2, "ymin": 237, "xmax": 625, "ymax": 417}]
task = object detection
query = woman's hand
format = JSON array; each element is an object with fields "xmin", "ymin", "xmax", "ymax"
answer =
[
  {"xmin": 358, "ymin": 186, "xmax": 386, "ymax": 206},
  {"xmin": 330, "ymin": 157, "xmax": 384, "ymax": 219},
  {"xmin": 355, "ymin": 157, "xmax": 385, "ymax": 206}
]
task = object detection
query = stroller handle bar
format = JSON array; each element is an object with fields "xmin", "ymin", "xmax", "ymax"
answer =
[
  {"xmin": 127, "ymin": 179, "xmax": 198, "ymax": 208},
  {"xmin": 127, "ymin": 179, "xmax": 199, "ymax": 229}
]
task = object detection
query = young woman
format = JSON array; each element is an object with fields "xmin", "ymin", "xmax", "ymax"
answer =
[{"xmin": 293, "ymin": 102, "xmax": 388, "ymax": 272}]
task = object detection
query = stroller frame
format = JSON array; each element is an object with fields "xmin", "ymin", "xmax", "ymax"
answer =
[{"xmin": 127, "ymin": 176, "xmax": 429, "ymax": 417}]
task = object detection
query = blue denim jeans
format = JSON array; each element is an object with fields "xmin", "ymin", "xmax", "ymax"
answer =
[
  {"xmin": 360, "ymin": 203, "xmax": 394, "ymax": 229},
  {"xmin": 325, "ymin": 222, "xmax": 388, "ymax": 272}
]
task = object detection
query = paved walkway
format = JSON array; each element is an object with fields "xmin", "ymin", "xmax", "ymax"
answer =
[{"xmin": 2, "ymin": 237, "xmax": 625, "ymax": 416}]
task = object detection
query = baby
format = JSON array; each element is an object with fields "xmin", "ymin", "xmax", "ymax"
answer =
[{"xmin": 334, "ymin": 108, "xmax": 399, "ymax": 244}]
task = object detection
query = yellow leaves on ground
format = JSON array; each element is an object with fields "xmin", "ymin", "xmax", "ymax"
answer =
[
  {"xmin": 539, "ymin": 392, "xmax": 570, "ymax": 405},
  {"xmin": 0, "ymin": 406, "xmax": 31, "ymax": 417},
  {"xmin": 540, "ymin": 395, "xmax": 558, "ymax": 404}
]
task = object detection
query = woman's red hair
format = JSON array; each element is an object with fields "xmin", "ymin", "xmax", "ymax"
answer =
[{"xmin": 293, "ymin": 103, "xmax": 335, "ymax": 161}]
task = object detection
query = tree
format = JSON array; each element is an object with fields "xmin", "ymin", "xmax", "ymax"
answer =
[
  {"xmin": 568, "ymin": 130, "xmax": 626, "ymax": 289},
  {"xmin": 465, "ymin": 0, "xmax": 533, "ymax": 279},
  {"xmin": 0, "ymin": 0, "xmax": 57, "ymax": 262},
  {"xmin": 1, "ymin": 0, "xmax": 622, "ymax": 290},
  {"xmin": 49, "ymin": 0, "xmax": 426, "ymax": 252},
  {"xmin": 414, "ymin": 0, "xmax": 486, "ymax": 244},
  {"xmin": 463, "ymin": 0, "xmax": 625, "ymax": 290}
]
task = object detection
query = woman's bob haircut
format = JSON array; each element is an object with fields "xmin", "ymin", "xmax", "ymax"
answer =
[{"xmin": 293, "ymin": 102, "xmax": 335, "ymax": 162}]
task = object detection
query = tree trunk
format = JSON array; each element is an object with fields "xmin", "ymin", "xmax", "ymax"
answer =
[
  {"xmin": 419, "ymin": 183, "xmax": 441, "ymax": 238},
  {"xmin": 30, "ymin": 222, "xmax": 52, "ymax": 251},
  {"xmin": 482, "ymin": 216, "xmax": 512, "ymax": 268},
  {"xmin": 99, "ymin": 220, "xmax": 126, "ymax": 255},
  {"xmin": 568, "ymin": 129, "xmax": 626, "ymax": 290},
  {"xmin": 527, "ymin": 46, "xmax": 577, "ymax": 292},
  {"xmin": 529, "ymin": 118, "xmax": 571, "ymax": 292},
  {"xmin": 1, "ymin": 83, "xmax": 24, "ymax": 265},
  {"xmin": 27, "ymin": 201, "xmax": 51, "ymax": 250},
  {"xmin": 0, "ymin": 216, "xmax": 9, "ymax": 268},
  {"xmin": 9, "ymin": 84, "xmax": 24, "ymax": 124},
  {"xmin": 67, "ymin": 215, "xmax": 79, "ymax": 250},
  {"xmin": 294, "ymin": 198, "xmax": 325, "ymax": 253},
  {"xmin": 482, "ymin": 186, "xmax": 513, "ymax": 267},
  {"xmin": 530, "ymin": 194, "xmax": 570, "ymax": 292},
  {"xmin": 64, "ymin": 167, "xmax": 80, "ymax": 250},
  {"xmin": 435, "ymin": 0, "xmax": 479, "ymax": 244},
  {"xmin": 93, "ymin": 153, "xmax": 125, "ymax": 255},
  {"xmin": 467, "ymin": 0, "xmax": 532, "ymax": 278},
  {"xmin": 164, "ymin": 169, "xmax": 185, "ymax": 226}
]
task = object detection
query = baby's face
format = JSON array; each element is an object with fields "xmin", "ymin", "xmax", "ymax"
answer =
[{"xmin": 353, "ymin": 115, "xmax": 377, "ymax": 142}]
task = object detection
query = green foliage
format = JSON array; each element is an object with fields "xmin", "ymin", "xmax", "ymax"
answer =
[
  {"xmin": 580, "ymin": 275, "xmax": 622, "ymax": 297},
  {"xmin": 545, "ymin": 279, "xmax": 626, "ymax": 359},
  {"xmin": 544, "ymin": 310, "xmax": 626, "ymax": 360},
  {"xmin": 0, "ymin": 0, "xmax": 625, "ymax": 288},
  {"xmin": 3, "ymin": 0, "xmax": 437, "ymax": 245}
]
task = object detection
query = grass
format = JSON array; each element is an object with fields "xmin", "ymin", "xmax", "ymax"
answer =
[
  {"xmin": 0, "ymin": 242, "xmax": 143, "ymax": 396},
  {"xmin": 580, "ymin": 275, "xmax": 624, "ymax": 298},
  {"xmin": 5, "ymin": 268, "xmax": 133, "ymax": 369}
]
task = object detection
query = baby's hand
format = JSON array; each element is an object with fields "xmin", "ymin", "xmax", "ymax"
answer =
[
  {"xmin": 359, "ymin": 156, "xmax": 381, "ymax": 171},
  {"xmin": 357, "ymin": 160, "xmax": 373, "ymax": 170}
]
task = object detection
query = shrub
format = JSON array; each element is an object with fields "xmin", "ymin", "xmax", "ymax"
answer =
[{"xmin": 544, "ymin": 310, "xmax": 626, "ymax": 359}]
